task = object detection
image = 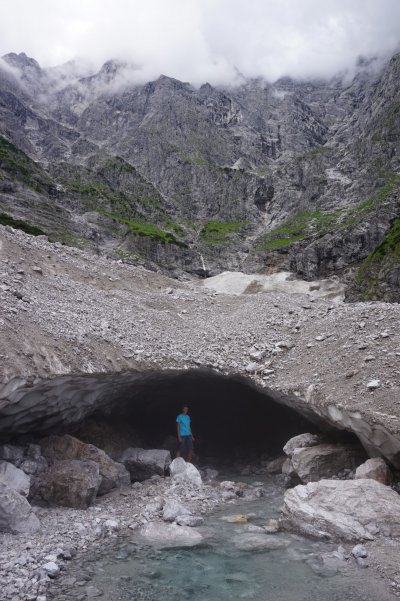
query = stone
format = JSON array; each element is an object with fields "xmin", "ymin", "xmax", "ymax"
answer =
[
  {"xmin": 283, "ymin": 433, "xmax": 325, "ymax": 457},
  {"xmin": 222, "ymin": 514, "xmax": 250, "ymax": 523},
  {"xmin": 232, "ymin": 532, "xmax": 291, "ymax": 552},
  {"xmin": 104, "ymin": 519, "xmax": 119, "ymax": 531},
  {"xmin": 0, "ymin": 444, "xmax": 24, "ymax": 467},
  {"xmin": 40, "ymin": 434, "xmax": 130, "ymax": 495},
  {"xmin": 140, "ymin": 522, "xmax": 203, "ymax": 547},
  {"xmin": 20, "ymin": 456, "xmax": 48, "ymax": 475},
  {"xmin": 0, "ymin": 482, "xmax": 40, "ymax": 534},
  {"xmin": 355, "ymin": 457, "xmax": 392, "ymax": 485},
  {"xmin": 163, "ymin": 498, "xmax": 192, "ymax": 522},
  {"xmin": 119, "ymin": 448, "xmax": 171, "ymax": 482},
  {"xmin": 290, "ymin": 443, "xmax": 366, "ymax": 483},
  {"xmin": 281, "ymin": 478, "xmax": 400, "ymax": 541},
  {"xmin": 264, "ymin": 518, "xmax": 280, "ymax": 534},
  {"xmin": 281, "ymin": 457, "xmax": 297, "ymax": 478},
  {"xmin": 175, "ymin": 515, "xmax": 204, "ymax": 527},
  {"xmin": 0, "ymin": 461, "xmax": 30, "ymax": 496},
  {"xmin": 169, "ymin": 457, "xmax": 202, "ymax": 486},
  {"xmin": 367, "ymin": 379, "xmax": 381, "ymax": 390},
  {"xmin": 245, "ymin": 362, "xmax": 259, "ymax": 374},
  {"xmin": 352, "ymin": 544, "xmax": 368, "ymax": 558},
  {"xmin": 32, "ymin": 459, "xmax": 101, "ymax": 508},
  {"xmin": 42, "ymin": 561, "xmax": 60, "ymax": 578}
]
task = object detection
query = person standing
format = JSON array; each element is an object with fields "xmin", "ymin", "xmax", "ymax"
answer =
[{"xmin": 176, "ymin": 405, "xmax": 195, "ymax": 462}]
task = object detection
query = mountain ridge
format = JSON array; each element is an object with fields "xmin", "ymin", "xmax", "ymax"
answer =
[{"xmin": 0, "ymin": 51, "xmax": 399, "ymax": 298}]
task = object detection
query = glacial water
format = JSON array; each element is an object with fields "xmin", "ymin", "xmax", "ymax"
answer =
[{"xmin": 48, "ymin": 476, "xmax": 395, "ymax": 601}]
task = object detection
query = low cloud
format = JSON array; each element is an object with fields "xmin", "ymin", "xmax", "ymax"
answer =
[{"xmin": 0, "ymin": 0, "xmax": 399, "ymax": 85}]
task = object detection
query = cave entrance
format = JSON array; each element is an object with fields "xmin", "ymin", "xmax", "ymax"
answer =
[
  {"xmin": 70, "ymin": 369, "xmax": 342, "ymax": 465},
  {"xmin": 0, "ymin": 368, "xmax": 353, "ymax": 466}
]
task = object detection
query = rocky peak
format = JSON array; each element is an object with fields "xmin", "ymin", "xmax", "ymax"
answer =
[{"xmin": 2, "ymin": 52, "xmax": 41, "ymax": 73}]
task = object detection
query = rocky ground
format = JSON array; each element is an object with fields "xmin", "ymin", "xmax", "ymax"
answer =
[
  {"xmin": 1, "ymin": 224, "xmax": 400, "ymax": 598},
  {"xmin": 0, "ymin": 468, "xmax": 224, "ymax": 601},
  {"xmin": 1, "ymin": 224, "xmax": 400, "ymax": 455}
]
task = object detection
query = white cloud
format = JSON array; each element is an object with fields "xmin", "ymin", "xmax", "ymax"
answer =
[{"xmin": 0, "ymin": 0, "xmax": 399, "ymax": 84}]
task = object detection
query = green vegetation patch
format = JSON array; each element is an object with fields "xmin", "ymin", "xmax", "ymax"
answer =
[
  {"xmin": 0, "ymin": 212, "xmax": 46, "ymax": 236},
  {"xmin": 256, "ymin": 174, "xmax": 399, "ymax": 252},
  {"xmin": 182, "ymin": 155, "xmax": 210, "ymax": 167},
  {"xmin": 356, "ymin": 219, "xmax": 400, "ymax": 296},
  {"xmin": 200, "ymin": 220, "xmax": 247, "ymax": 244},
  {"xmin": 0, "ymin": 137, "xmax": 54, "ymax": 193},
  {"xmin": 105, "ymin": 212, "xmax": 186, "ymax": 246}
]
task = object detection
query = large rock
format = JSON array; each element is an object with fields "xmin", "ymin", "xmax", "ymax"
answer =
[
  {"xmin": 290, "ymin": 443, "xmax": 366, "ymax": 483},
  {"xmin": 169, "ymin": 458, "xmax": 202, "ymax": 486},
  {"xmin": 119, "ymin": 448, "xmax": 171, "ymax": 482},
  {"xmin": 0, "ymin": 482, "xmax": 40, "ymax": 534},
  {"xmin": 32, "ymin": 459, "xmax": 101, "ymax": 508},
  {"xmin": 0, "ymin": 461, "xmax": 30, "ymax": 497},
  {"xmin": 40, "ymin": 434, "xmax": 129, "ymax": 494},
  {"xmin": 163, "ymin": 498, "xmax": 192, "ymax": 522},
  {"xmin": 281, "ymin": 478, "xmax": 400, "ymax": 541},
  {"xmin": 283, "ymin": 433, "xmax": 325, "ymax": 457},
  {"xmin": 355, "ymin": 458, "xmax": 392, "ymax": 485},
  {"xmin": 140, "ymin": 522, "xmax": 203, "ymax": 547},
  {"xmin": 0, "ymin": 444, "xmax": 24, "ymax": 467}
]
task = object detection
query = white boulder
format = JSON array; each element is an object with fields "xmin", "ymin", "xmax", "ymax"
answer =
[
  {"xmin": 140, "ymin": 522, "xmax": 203, "ymax": 547},
  {"xmin": 281, "ymin": 478, "xmax": 400, "ymax": 541},
  {"xmin": 0, "ymin": 461, "xmax": 30, "ymax": 497},
  {"xmin": 169, "ymin": 458, "xmax": 202, "ymax": 486},
  {"xmin": 0, "ymin": 482, "xmax": 40, "ymax": 534}
]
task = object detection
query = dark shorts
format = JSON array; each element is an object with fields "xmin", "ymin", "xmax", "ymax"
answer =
[{"xmin": 179, "ymin": 435, "xmax": 193, "ymax": 451}]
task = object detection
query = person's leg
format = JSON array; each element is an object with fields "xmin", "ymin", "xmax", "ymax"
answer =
[{"xmin": 187, "ymin": 436, "xmax": 193, "ymax": 463}]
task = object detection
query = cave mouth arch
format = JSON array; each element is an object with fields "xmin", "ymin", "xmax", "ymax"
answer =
[{"xmin": 0, "ymin": 368, "xmax": 355, "ymax": 464}]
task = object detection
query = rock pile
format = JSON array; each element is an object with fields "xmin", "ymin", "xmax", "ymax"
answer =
[{"xmin": 279, "ymin": 432, "xmax": 399, "ymax": 545}]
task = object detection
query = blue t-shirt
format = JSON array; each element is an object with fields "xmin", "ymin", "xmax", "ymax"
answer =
[{"xmin": 176, "ymin": 413, "xmax": 191, "ymax": 436}]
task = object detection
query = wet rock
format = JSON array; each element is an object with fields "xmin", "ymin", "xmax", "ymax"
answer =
[
  {"xmin": 169, "ymin": 458, "xmax": 202, "ymax": 486},
  {"xmin": 119, "ymin": 448, "xmax": 171, "ymax": 482},
  {"xmin": 232, "ymin": 532, "xmax": 290, "ymax": 552},
  {"xmin": 281, "ymin": 478, "xmax": 400, "ymax": 541},
  {"xmin": 355, "ymin": 457, "xmax": 392, "ymax": 485},
  {"xmin": 175, "ymin": 515, "xmax": 204, "ymax": 527},
  {"xmin": 0, "ymin": 482, "xmax": 40, "ymax": 534},
  {"xmin": 283, "ymin": 433, "xmax": 325, "ymax": 457},
  {"xmin": 290, "ymin": 443, "xmax": 366, "ymax": 483},
  {"xmin": 140, "ymin": 522, "xmax": 203, "ymax": 547},
  {"xmin": 32, "ymin": 459, "xmax": 101, "ymax": 508},
  {"xmin": 0, "ymin": 461, "xmax": 30, "ymax": 496},
  {"xmin": 163, "ymin": 498, "xmax": 192, "ymax": 522},
  {"xmin": 264, "ymin": 518, "xmax": 280, "ymax": 534},
  {"xmin": 40, "ymin": 434, "xmax": 129, "ymax": 495}
]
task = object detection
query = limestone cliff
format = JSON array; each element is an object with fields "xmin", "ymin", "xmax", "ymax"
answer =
[{"xmin": 0, "ymin": 52, "xmax": 399, "ymax": 297}]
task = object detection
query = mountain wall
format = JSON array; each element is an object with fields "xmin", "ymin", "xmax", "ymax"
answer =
[{"xmin": 0, "ymin": 52, "xmax": 399, "ymax": 298}]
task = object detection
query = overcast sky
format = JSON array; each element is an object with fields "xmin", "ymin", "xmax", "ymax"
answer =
[{"xmin": 0, "ymin": 0, "xmax": 399, "ymax": 84}]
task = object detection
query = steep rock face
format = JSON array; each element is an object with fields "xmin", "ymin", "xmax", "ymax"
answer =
[{"xmin": 0, "ymin": 52, "xmax": 399, "ymax": 292}]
